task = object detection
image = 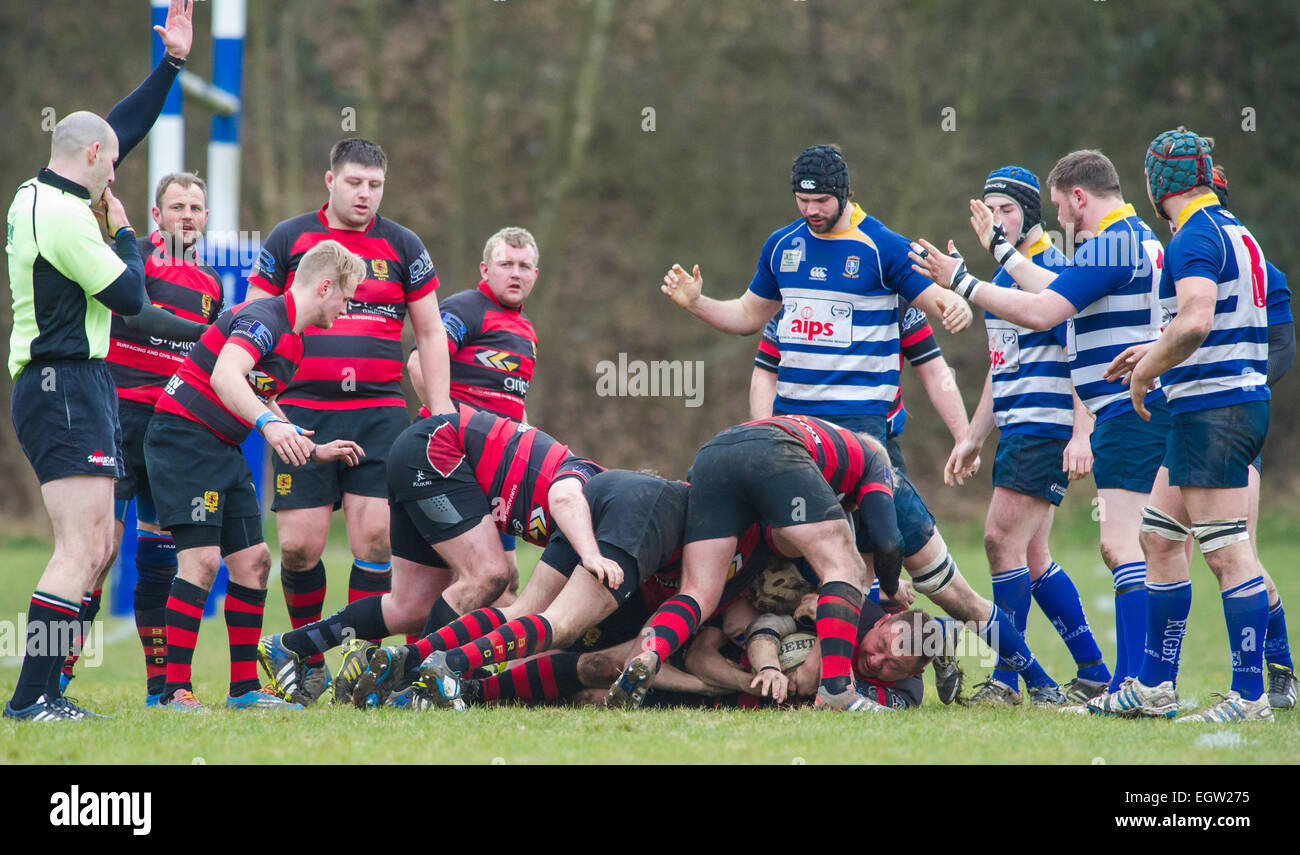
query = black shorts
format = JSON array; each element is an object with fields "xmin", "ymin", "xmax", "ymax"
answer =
[
  {"xmin": 568, "ymin": 590, "xmax": 653, "ymax": 653},
  {"xmin": 114, "ymin": 398, "xmax": 156, "ymax": 503},
  {"xmin": 386, "ymin": 413, "xmax": 487, "ymax": 561},
  {"xmin": 145, "ymin": 412, "xmax": 265, "ymax": 554},
  {"xmin": 271, "ymin": 404, "xmax": 408, "ymax": 511},
  {"xmin": 542, "ymin": 471, "xmax": 689, "ymax": 602},
  {"xmin": 11, "ymin": 359, "xmax": 122, "ymax": 484},
  {"xmin": 684, "ymin": 425, "xmax": 845, "ymax": 544}
]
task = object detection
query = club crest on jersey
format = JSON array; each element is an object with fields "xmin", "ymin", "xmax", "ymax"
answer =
[
  {"xmin": 203, "ymin": 491, "xmax": 219, "ymax": 513},
  {"xmin": 201, "ymin": 294, "xmax": 213, "ymax": 316},
  {"xmin": 844, "ymin": 256, "xmax": 860, "ymax": 278},
  {"xmin": 581, "ymin": 627, "xmax": 602, "ymax": 648},
  {"xmin": 778, "ymin": 297, "xmax": 852, "ymax": 347},
  {"xmin": 371, "ymin": 259, "xmax": 389, "ymax": 279},
  {"xmin": 780, "ymin": 249, "xmax": 802, "ymax": 272},
  {"xmin": 275, "ymin": 474, "xmax": 292, "ymax": 496}
]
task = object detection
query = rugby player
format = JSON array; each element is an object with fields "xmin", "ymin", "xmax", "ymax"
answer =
[
  {"xmin": 3, "ymin": 0, "xmax": 201, "ymax": 722},
  {"xmin": 910, "ymin": 150, "xmax": 1169, "ymax": 705},
  {"xmin": 944, "ymin": 167, "xmax": 1111, "ymax": 704},
  {"xmin": 149, "ymin": 240, "xmax": 367, "ymax": 710},
  {"xmin": 247, "ymin": 138, "xmax": 454, "ymax": 697},
  {"xmin": 1097, "ymin": 131, "xmax": 1275, "ymax": 722},
  {"xmin": 407, "ymin": 227, "xmax": 541, "ymax": 603},
  {"xmin": 606, "ymin": 414, "xmax": 905, "ymax": 711},
  {"xmin": 256, "ymin": 406, "xmax": 610, "ymax": 705},
  {"xmin": 59, "ymin": 172, "xmax": 223, "ymax": 705}
]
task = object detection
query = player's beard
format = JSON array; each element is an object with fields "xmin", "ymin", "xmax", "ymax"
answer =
[{"xmin": 804, "ymin": 207, "xmax": 839, "ymax": 234}]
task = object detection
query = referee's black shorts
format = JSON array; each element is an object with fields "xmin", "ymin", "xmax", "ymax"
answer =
[{"xmin": 11, "ymin": 359, "xmax": 122, "ymax": 484}]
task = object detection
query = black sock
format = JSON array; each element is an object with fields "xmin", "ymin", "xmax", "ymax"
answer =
[
  {"xmin": 282, "ymin": 596, "xmax": 388, "ymax": 659},
  {"xmin": 11, "ymin": 592, "xmax": 82, "ymax": 708}
]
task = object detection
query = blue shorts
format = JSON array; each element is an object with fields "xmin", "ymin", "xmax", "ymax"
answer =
[
  {"xmin": 855, "ymin": 471, "xmax": 935, "ymax": 558},
  {"xmin": 11, "ymin": 359, "xmax": 122, "ymax": 484},
  {"xmin": 1090, "ymin": 398, "xmax": 1171, "ymax": 492},
  {"xmin": 993, "ymin": 432, "xmax": 1069, "ymax": 506},
  {"xmin": 1164, "ymin": 401, "xmax": 1268, "ymax": 489}
]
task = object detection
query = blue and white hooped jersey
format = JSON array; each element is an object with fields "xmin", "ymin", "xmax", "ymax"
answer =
[
  {"xmin": 747, "ymin": 204, "xmax": 933, "ymax": 418},
  {"xmin": 986, "ymin": 235, "xmax": 1074, "ymax": 439},
  {"xmin": 1265, "ymin": 260, "xmax": 1292, "ymax": 327},
  {"xmin": 1156, "ymin": 195, "xmax": 1270, "ymax": 414},
  {"xmin": 1046, "ymin": 203, "xmax": 1165, "ymax": 424}
]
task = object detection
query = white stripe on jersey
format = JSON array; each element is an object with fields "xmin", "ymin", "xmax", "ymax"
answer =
[{"xmin": 776, "ymin": 381, "xmax": 896, "ymax": 403}]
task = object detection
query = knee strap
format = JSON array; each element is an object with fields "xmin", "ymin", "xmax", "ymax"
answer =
[
  {"xmin": 1191, "ymin": 518, "xmax": 1249, "ymax": 554},
  {"xmin": 911, "ymin": 552, "xmax": 957, "ymax": 596},
  {"xmin": 1141, "ymin": 506, "xmax": 1190, "ymax": 542}
]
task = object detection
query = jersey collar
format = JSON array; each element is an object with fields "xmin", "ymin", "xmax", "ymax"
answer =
[
  {"xmin": 820, "ymin": 203, "xmax": 867, "ymax": 237},
  {"xmin": 316, "ymin": 202, "xmax": 377, "ymax": 234},
  {"xmin": 1097, "ymin": 202, "xmax": 1137, "ymax": 233},
  {"xmin": 477, "ymin": 280, "xmax": 522, "ymax": 312},
  {"xmin": 37, "ymin": 168, "xmax": 91, "ymax": 201},
  {"xmin": 1174, "ymin": 192, "xmax": 1221, "ymax": 232},
  {"xmin": 283, "ymin": 288, "xmax": 298, "ymax": 331},
  {"xmin": 1023, "ymin": 233, "xmax": 1053, "ymax": 259}
]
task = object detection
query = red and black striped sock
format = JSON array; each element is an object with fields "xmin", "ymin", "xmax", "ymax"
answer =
[
  {"xmin": 163, "ymin": 578, "xmax": 209, "ymax": 698},
  {"xmin": 445, "ymin": 615, "xmax": 552, "ymax": 673},
  {"xmin": 11, "ymin": 591, "xmax": 81, "ymax": 708},
  {"xmin": 225, "ymin": 581, "xmax": 267, "ymax": 697},
  {"xmin": 59, "ymin": 588, "xmax": 101, "ymax": 680},
  {"xmin": 282, "ymin": 560, "xmax": 327, "ymax": 666},
  {"xmin": 413, "ymin": 606, "xmax": 507, "ymax": 660},
  {"xmin": 479, "ymin": 652, "xmax": 582, "ymax": 702},
  {"xmin": 348, "ymin": 561, "xmax": 391, "ymax": 642},
  {"xmin": 643, "ymin": 595, "xmax": 702, "ymax": 661},
  {"xmin": 816, "ymin": 580, "xmax": 862, "ymax": 696}
]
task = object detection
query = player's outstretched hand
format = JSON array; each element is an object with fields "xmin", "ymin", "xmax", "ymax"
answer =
[
  {"xmin": 661, "ymin": 264, "xmax": 702, "ymax": 310},
  {"xmin": 969, "ymin": 199, "xmax": 998, "ymax": 252},
  {"xmin": 1063, "ymin": 435, "xmax": 1093, "ymax": 481},
  {"xmin": 313, "ymin": 439, "xmax": 365, "ymax": 466},
  {"xmin": 751, "ymin": 668, "xmax": 789, "ymax": 704},
  {"xmin": 908, "ymin": 239, "xmax": 960, "ymax": 288},
  {"xmin": 581, "ymin": 555, "xmax": 624, "ymax": 590},
  {"xmin": 154, "ymin": 0, "xmax": 195, "ymax": 61},
  {"xmin": 264, "ymin": 421, "xmax": 316, "ymax": 467},
  {"xmin": 945, "ymin": 436, "xmax": 982, "ymax": 487},
  {"xmin": 936, "ymin": 292, "xmax": 972, "ymax": 333},
  {"xmin": 1102, "ymin": 343, "xmax": 1153, "ymax": 385}
]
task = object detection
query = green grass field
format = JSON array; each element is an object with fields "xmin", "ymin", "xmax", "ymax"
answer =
[{"xmin": 2, "ymin": 489, "xmax": 1297, "ymax": 764}]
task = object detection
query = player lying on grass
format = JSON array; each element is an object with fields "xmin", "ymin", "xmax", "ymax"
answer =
[
  {"xmin": 256, "ymin": 405, "xmax": 607, "ymax": 704},
  {"xmin": 346, "ymin": 469, "xmax": 781, "ymax": 707}
]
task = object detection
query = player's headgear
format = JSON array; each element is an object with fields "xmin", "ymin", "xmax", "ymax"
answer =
[
  {"xmin": 983, "ymin": 166, "xmax": 1042, "ymax": 245},
  {"xmin": 1211, "ymin": 164, "xmax": 1229, "ymax": 208},
  {"xmin": 1144, "ymin": 127, "xmax": 1214, "ymax": 220},
  {"xmin": 791, "ymin": 144, "xmax": 850, "ymax": 220}
]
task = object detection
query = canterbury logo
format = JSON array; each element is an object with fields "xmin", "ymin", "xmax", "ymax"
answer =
[
  {"xmin": 474, "ymin": 350, "xmax": 521, "ymax": 372},
  {"xmin": 800, "ymin": 179, "xmax": 816, "ymax": 190}
]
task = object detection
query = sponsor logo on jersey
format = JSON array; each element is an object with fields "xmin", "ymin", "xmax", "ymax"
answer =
[
  {"xmin": 87, "ymin": 451, "xmax": 116, "ymax": 467},
  {"xmin": 441, "ymin": 311, "xmax": 468, "ymax": 345},
  {"xmin": 778, "ymin": 298, "xmax": 853, "ymax": 346},
  {"xmin": 203, "ymin": 491, "xmax": 219, "ymax": 513},
  {"xmin": 780, "ymin": 249, "xmax": 802, "ymax": 272},
  {"xmin": 409, "ymin": 250, "xmax": 435, "ymax": 286},
  {"xmin": 275, "ymin": 474, "xmax": 292, "ymax": 496},
  {"xmin": 809, "ymin": 266, "xmax": 828, "ymax": 281},
  {"xmin": 844, "ymin": 255, "xmax": 860, "ymax": 278},
  {"xmin": 474, "ymin": 349, "xmax": 521, "ymax": 372},
  {"xmin": 231, "ymin": 318, "xmax": 275, "ymax": 354},
  {"xmin": 246, "ymin": 369, "xmax": 276, "ymax": 397},
  {"xmin": 527, "ymin": 506, "xmax": 548, "ymax": 542}
]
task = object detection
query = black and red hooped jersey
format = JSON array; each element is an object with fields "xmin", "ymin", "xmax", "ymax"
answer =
[
  {"xmin": 155, "ymin": 293, "xmax": 303, "ymax": 445},
  {"xmin": 248, "ymin": 205, "xmax": 438, "ymax": 410},
  {"xmin": 107, "ymin": 231, "xmax": 223, "ymax": 406},
  {"xmin": 644, "ymin": 522, "xmax": 776, "ymax": 612},
  {"xmin": 743, "ymin": 414, "xmax": 893, "ymax": 505},
  {"xmin": 440, "ymin": 281, "xmax": 537, "ymax": 420},
  {"xmin": 423, "ymin": 405, "xmax": 603, "ymax": 546}
]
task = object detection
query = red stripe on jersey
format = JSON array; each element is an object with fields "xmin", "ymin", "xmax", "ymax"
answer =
[
  {"xmin": 479, "ymin": 308, "xmax": 537, "ymax": 338},
  {"xmin": 526, "ymin": 443, "xmax": 569, "ymax": 524},
  {"xmin": 900, "ymin": 325, "xmax": 932, "ymax": 348},
  {"xmin": 450, "ymin": 384, "xmax": 525, "ymax": 421},
  {"xmin": 497, "ymin": 430, "xmax": 538, "ymax": 523},
  {"xmin": 425, "ymin": 421, "xmax": 466, "ymax": 477},
  {"xmin": 287, "ymin": 229, "xmax": 401, "ymax": 266},
  {"xmin": 757, "ymin": 339, "xmax": 780, "ymax": 360}
]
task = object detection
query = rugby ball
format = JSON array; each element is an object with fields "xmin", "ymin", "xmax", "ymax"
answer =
[{"xmin": 778, "ymin": 631, "xmax": 817, "ymax": 672}]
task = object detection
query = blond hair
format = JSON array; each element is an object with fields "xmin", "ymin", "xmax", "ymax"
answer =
[
  {"xmin": 296, "ymin": 239, "xmax": 366, "ymax": 294},
  {"xmin": 482, "ymin": 226, "xmax": 539, "ymax": 267}
]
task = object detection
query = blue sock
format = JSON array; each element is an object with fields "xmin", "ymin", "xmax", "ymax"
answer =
[
  {"xmin": 1222, "ymin": 577, "xmax": 1269, "ymax": 701},
  {"xmin": 978, "ymin": 604, "xmax": 1054, "ymax": 690},
  {"xmin": 1265, "ymin": 598, "xmax": 1293, "ymax": 670},
  {"xmin": 990, "ymin": 566, "xmax": 1031, "ymax": 690},
  {"xmin": 136, "ymin": 529, "xmax": 178, "ymax": 576},
  {"xmin": 1109, "ymin": 562, "xmax": 1147, "ymax": 691},
  {"xmin": 866, "ymin": 577, "xmax": 880, "ymax": 606},
  {"xmin": 1032, "ymin": 562, "xmax": 1110, "ymax": 684},
  {"xmin": 1135, "ymin": 580, "xmax": 1191, "ymax": 687}
]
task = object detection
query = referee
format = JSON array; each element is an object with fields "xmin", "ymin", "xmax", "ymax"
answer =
[{"xmin": 3, "ymin": 2, "xmax": 201, "ymax": 721}]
